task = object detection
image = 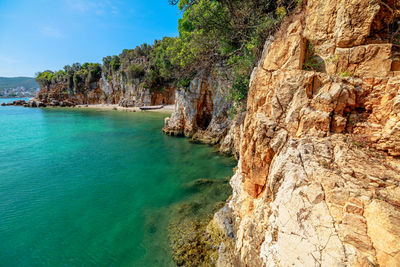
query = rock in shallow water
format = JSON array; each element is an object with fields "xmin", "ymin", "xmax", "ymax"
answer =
[{"xmin": 167, "ymin": 177, "xmax": 233, "ymax": 266}]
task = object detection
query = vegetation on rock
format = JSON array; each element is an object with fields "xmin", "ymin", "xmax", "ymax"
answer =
[
  {"xmin": 36, "ymin": 63, "xmax": 101, "ymax": 92},
  {"xmin": 168, "ymin": 0, "xmax": 300, "ymax": 109}
]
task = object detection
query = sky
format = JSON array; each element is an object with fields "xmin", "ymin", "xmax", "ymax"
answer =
[{"xmin": 0, "ymin": 0, "xmax": 181, "ymax": 77}]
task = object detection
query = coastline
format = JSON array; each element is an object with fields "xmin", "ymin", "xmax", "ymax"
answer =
[
  {"xmin": 75, "ymin": 104, "xmax": 174, "ymax": 114},
  {"xmin": 1, "ymin": 98, "xmax": 175, "ymax": 114}
]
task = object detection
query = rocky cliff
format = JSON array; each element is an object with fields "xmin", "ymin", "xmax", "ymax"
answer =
[
  {"xmin": 209, "ymin": 1, "xmax": 400, "ymax": 266},
  {"xmin": 34, "ymin": 72, "xmax": 175, "ymax": 107},
  {"xmin": 163, "ymin": 68, "xmax": 244, "ymax": 158}
]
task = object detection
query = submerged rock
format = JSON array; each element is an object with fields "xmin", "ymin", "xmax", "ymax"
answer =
[{"xmin": 168, "ymin": 177, "xmax": 232, "ymax": 267}]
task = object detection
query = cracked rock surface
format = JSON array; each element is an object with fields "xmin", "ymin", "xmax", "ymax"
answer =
[{"xmin": 214, "ymin": 1, "xmax": 400, "ymax": 266}]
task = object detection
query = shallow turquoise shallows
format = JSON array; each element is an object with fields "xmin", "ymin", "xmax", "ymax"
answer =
[{"xmin": 0, "ymin": 99, "xmax": 236, "ymax": 267}]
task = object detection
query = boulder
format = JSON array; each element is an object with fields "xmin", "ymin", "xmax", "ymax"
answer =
[
  {"xmin": 27, "ymin": 99, "xmax": 46, "ymax": 108},
  {"xmin": 59, "ymin": 101, "xmax": 73, "ymax": 107},
  {"xmin": 119, "ymin": 98, "xmax": 136, "ymax": 107},
  {"xmin": 12, "ymin": 100, "xmax": 27, "ymax": 106},
  {"xmin": 50, "ymin": 100, "xmax": 60, "ymax": 106}
]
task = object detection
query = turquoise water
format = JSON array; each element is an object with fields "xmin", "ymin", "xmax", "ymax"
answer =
[{"xmin": 0, "ymin": 99, "xmax": 236, "ymax": 266}]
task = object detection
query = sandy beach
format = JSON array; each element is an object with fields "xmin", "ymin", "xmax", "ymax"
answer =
[{"xmin": 74, "ymin": 104, "xmax": 175, "ymax": 114}]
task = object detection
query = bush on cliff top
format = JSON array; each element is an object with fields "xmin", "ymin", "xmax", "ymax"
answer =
[
  {"xmin": 126, "ymin": 64, "xmax": 145, "ymax": 80},
  {"xmin": 168, "ymin": 0, "xmax": 299, "ymax": 109},
  {"xmin": 36, "ymin": 70, "xmax": 55, "ymax": 88},
  {"xmin": 36, "ymin": 63, "xmax": 101, "ymax": 91}
]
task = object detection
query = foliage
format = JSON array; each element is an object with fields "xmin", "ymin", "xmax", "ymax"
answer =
[
  {"xmin": 169, "ymin": 0, "xmax": 299, "ymax": 108},
  {"xmin": 36, "ymin": 63, "xmax": 101, "ymax": 91},
  {"xmin": 143, "ymin": 69, "xmax": 165, "ymax": 91},
  {"xmin": 110, "ymin": 56, "xmax": 120, "ymax": 71},
  {"xmin": 303, "ymin": 42, "xmax": 324, "ymax": 72},
  {"xmin": 86, "ymin": 63, "xmax": 102, "ymax": 84},
  {"xmin": 230, "ymin": 74, "xmax": 250, "ymax": 107},
  {"xmin": 102, "ymin": 55, "xmax": 120, "ymax": 77},
  {"xmin": 35, "ymin": 71, "xmax": 54, "ymax": 87},
  {"xmin": 119, "ymin": 44, "xmax": 152, "ymax": 70},
  {"xmin": 126, "ymin": 64, "xmax": 145, "ymax": 81},
  {"xmin": 338, "ymin": 70, "xmax": 352, "ymax": 77},
  {"xmin": 177, "ymin": 77, "xmax": 192, "ymax": 88},
  {"xmin": 150, "ymin": 37, "xmax": 180, "ymax": 81}
]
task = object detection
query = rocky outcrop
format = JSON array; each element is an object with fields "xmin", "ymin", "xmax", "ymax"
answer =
[
  {"xmin": 35, "ymin": 72, "xmax": 175, "ymax": 107},
  {"xmin": 163, "ymin": 68, "xmax": 244, "ymax": 156},
  {"xmin": 1, "ymin": 99, "xmax": 28, "ymax": 106},
  {"xmin": 219, "ymin": 111, "xmax": 246, "ymax": 159},
  {"xmin": 211, "ymin": 1, "xmax": 400, "ymax": 266},
  {"xmin": 99, "ymin": 72, "xmax": 175, "ymax": 107},
  {"xmin": 27, "ymin": 98, "xmax": 47, "ymax": 107}
]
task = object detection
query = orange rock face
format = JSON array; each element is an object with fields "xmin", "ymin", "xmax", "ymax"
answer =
[
  {"xmin": 216, "ymin": 1, "xmax": 400, "ymax": 266},
  {"xmin": 240, "ymin": 0, "xmax": 400, "ymax": 198}
]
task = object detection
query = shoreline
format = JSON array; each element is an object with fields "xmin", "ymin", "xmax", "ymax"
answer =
[
  {"xmin": 74, "ymin": 104, "xmax": 174, "ymax": 114},
  {"xmin": 73, "ymin": 104, "xmax": 175, "ymax": 114},
  {"xmin": 0, "ymin": 98, "xmax": 175, "ymax": 114}
]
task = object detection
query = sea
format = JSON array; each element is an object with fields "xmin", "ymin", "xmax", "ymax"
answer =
[{"xmin": 0, "ymin": 98, "xmax": 236, "ymax": 266}]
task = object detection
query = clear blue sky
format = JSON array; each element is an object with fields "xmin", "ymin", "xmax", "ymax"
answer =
[{"xmin": 0, "ymin": 0, "xmax": 181, "ymax": 77}]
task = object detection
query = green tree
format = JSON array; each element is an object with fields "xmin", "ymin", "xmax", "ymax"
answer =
[
  {"xmin": 169, "ymin": 0, "xmax": 298, "ymax": 107},
  {"xmin": 35, "ymin": 71, "xmax": 54, "ymax": 88}
]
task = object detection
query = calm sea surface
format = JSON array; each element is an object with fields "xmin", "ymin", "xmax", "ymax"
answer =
[{"xmin": 0, "ymin": 98, "xmax": 236, "ymax": 266}]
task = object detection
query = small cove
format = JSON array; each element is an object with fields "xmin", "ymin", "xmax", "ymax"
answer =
[{"xmin": 0, "ymin": 99, "xmax": 236, "ymax": 266}]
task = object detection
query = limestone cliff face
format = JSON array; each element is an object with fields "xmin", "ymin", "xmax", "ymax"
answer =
[
  {"xmin": 163, "ymin": 69, "xmax": 244, "ymax": 157},
  {"xmin": 213, "ymin": 1, "xmax": 400, "ymax": 266},
  {"xmin": 99, "ymin": 72, "xmax": 175, "ymax": 107},
  {"xmin": 35, "ymin": 73, "xmax": 175, "ymax": 107}
]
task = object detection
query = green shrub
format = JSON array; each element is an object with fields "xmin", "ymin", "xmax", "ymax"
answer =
[
  {"xmin": 338, "ymin": 70, "xmax": 352, "ymax": 77},
  {"xmin": 143, "ymin": 69, "xmax": 164, "ymax": 91},
  {"xmin": 177, "ymin": 77, "xmax": 192, "ymax": 88},
  {"xmin": 303, "ymin": 42, "xmax": 324, "ymax": 71},
  {"xmin": 126, "ymin": 64, "xmax": 145, "ymax": 80},
  {"xmin": 73, "ymin": 71, "xmax": 85, "ymax": 91},
  {"xmin": 35, "ymin": 71, "xmax": 54, "ymax": 87},
  {"xmin": 110, "ymin": 56, "xmax": 120, "ymax": 71},
  {"xmin": 228, "ymin": 73, "xmax": 250, "ymax": 115}
]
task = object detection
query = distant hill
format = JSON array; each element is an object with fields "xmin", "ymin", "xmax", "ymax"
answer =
[
  {"xmin": 0, "ymin": 77, "xmax": 39, "ymax": 98},
  {"xmin": 0, "ymin": 77, "xmax": 39, "ymax": 90}
]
